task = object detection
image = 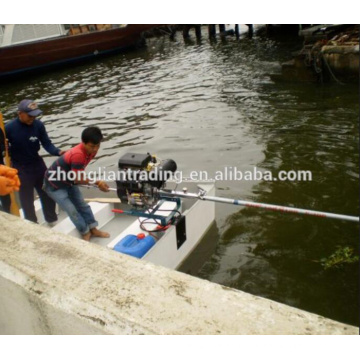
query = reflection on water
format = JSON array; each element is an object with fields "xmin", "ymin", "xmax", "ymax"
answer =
[{"xmin": 0, "ymin": 26, "xmax": 358, "ymax": 326}]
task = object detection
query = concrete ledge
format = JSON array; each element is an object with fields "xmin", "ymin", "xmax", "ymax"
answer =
[{"xmin": 0, "ymin": 212, "xmax": 358, "ymax": 334}]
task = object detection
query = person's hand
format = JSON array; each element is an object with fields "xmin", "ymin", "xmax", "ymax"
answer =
[
  {"xmin": 12, "ymin": 174, "xmax": 20, "ymax": 190},
  {"xmin": 0, "ymin": 176, "xmax": 18, "ymax": 196},
  {"xmin": 58, "ymin": 150, "xmax": 66, "ymax": 156},
  {"xmin": 97, "ymin": 180, "xmax": 109, "ymax": 192},
  {"xmin": 0, "ymin": 165, "xmax": 20, "ymax": 193},
  {"xmin": 0, "ymin": 164, "xmax": 18, "ymax": 178}
]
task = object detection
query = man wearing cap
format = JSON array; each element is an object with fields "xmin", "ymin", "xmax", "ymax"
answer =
[{"xmin": 5, "ymin": 99, "xmax": 65, "ymax": 223}]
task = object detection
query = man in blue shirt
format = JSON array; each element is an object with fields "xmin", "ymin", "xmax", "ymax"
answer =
[{"xmin": 5, "ymin": 99, "xmax": 65, "ymax": 223}]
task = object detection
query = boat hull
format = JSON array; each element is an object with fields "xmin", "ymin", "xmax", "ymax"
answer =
[
  {"xmin": 0, "ymin": 25, "xmax": 156, "ymax": 78},
  {"xmin": 144, "ymin": 184, "xmax": 215, "ymax": 269},
  {"xmin": 27, "ymin": 183, "xmax": 216, "ymax": 270}
]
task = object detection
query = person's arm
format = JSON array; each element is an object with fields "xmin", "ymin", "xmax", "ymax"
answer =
[
  {"xmin": 70, "ymin": 153, "xmax": 109, "ymax": 192},
  {"xmin": 75, "ymin": 177, "xmax": 109, "ymax": 191},
  {"xmin": 38, "ymin": 122, "xmax": 64, "ymax": 156}
]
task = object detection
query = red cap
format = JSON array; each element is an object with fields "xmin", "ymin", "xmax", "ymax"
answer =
[{"xmin": 137, "ymin": 233, "xmax": 146, "ymax": 240}]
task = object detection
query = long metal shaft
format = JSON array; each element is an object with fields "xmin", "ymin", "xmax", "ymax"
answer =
[
  {"xmin": 80, "ymin": 184, "xmax": 118, "ymax": 191},
  {"xmin": 80, "ymin": 184, "xmax": 359, "ymax": 223},
  {"xmin": 159, "ymin": 190, "xmax": 359, "ymax": 223}
]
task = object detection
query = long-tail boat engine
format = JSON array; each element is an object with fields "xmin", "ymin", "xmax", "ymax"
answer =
[{"xmin": 116, "ymin": 153, "xmax": 177, "ymax": 208}]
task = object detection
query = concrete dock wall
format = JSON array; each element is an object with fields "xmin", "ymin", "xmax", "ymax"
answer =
[{"xmin": 0, "ymin": 212, "xmax": 358, "ymax": 335}]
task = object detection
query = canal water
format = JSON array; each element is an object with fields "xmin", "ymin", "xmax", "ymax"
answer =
[{"xmin": 0, "ymin": 25, "xmax": 358, "ymax": 326}]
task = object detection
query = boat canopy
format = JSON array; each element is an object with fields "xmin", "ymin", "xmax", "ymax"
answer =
[{"xmin": 0, "ymin": 24, "xmax": 67, "ymax": 47}]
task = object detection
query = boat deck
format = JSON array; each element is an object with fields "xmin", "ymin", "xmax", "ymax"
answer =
[{"xmin": 29, "ymin": 182, "xmax": 215, "ymax": 269}]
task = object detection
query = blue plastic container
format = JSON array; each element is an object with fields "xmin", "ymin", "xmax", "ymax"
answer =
[{"xmin": 113, "ymin": 234, "xmax": 156, "ymax": 259}]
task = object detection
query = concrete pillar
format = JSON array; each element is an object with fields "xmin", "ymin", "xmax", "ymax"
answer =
[
  {"xmin": 169, "ymin": 26, "xmax": 177, "ymax": 40},
  {"xmin": 247, "ymin": 24, "xmax": 254, "ymax": 37},
  {"xmin": 195, "ymin": 25, "xmax": 201, "ymax": 40},
  {"xmin": 182, "ymin": 25, "xmax": 191, "ymax": 39},
  {"xmin": 266, "ymin": 24, "xmax": 273, "ymax": 35},
  {"xmin": 208, "ymin": 25, "xmax": 216, "ymax": 38},
  {"xmin": 219, "ymin": 24, "xmax": 226, "ymax": 36},
  {"xmin": 235, "ymin": 24, "xmax": 240, "ymax": 39}
]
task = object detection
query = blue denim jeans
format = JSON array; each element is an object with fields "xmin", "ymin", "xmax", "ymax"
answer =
[{"xmin": 44, "ymin": 183, "xmax": 98, "ymax": 235}]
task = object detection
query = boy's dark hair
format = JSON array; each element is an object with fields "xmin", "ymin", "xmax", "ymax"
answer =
[{"xmin": 81, "ymin": 127, "xmax": 103, "ymax": 144}]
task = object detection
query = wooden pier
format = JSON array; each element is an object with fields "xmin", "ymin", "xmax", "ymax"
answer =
[{"xmin": 175, "ymin": 25, "xmax": 254, "ymax": 41}]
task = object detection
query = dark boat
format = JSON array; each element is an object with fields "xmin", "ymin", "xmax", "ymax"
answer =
[{"xmin": 0, "ymin": 24, "xmax": 157, "ymax": 79}]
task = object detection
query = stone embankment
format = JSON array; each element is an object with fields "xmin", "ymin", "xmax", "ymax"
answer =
[{"xmin": 0, "ymin": 211, "xmax": 358, "ymax": 334}]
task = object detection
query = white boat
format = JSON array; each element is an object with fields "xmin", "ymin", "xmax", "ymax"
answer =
[
  {"xmin": 22, "ymin": 144, "xmax": 358, "ymax": 273},
  {"xmin": 28, "ymin": 182, "xmax": 215, "ymax": 270}
]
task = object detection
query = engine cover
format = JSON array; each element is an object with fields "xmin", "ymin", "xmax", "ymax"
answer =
[{"xmin": 118, "ymin": 153, "xmax": 152, "ymax": 169}]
